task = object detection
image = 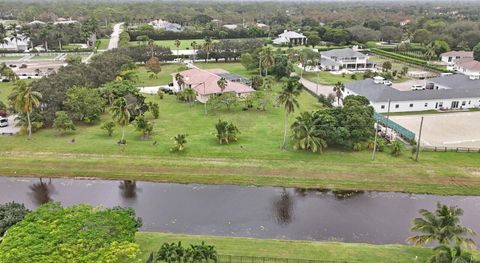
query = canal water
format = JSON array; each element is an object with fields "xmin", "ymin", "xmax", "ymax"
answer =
[{"xmin": 0, "ymin": 176, "xmax": 479, "ymax": 245}]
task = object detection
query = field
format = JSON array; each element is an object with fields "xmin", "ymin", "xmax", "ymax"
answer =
[
  {"xmin": 0, "ymin": 56, "xmax": 22, "ymax": 61},
  {"xmin": 30, "ymin": 55, "xmax": 57, "ymax": 60},
  {"xmin": 136, "ymin": 232, "xmax": 474, "ymax": 263},
  {"xmin": 97, "ymin": 38, "xmax": 110, "ymax": 50},
  {"xmin": 134, "ymin": 63, "xmax": 182, "ymax": 86},
  {"xmin": 392, "ymin": 111, "xmax": 480, "ymax": 148},
  {"xmin": 301, "ymin": 71, "xmax": 364, "ymax": 85}
]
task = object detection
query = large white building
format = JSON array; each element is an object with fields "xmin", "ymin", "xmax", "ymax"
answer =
[
  {"xmin": 320, "ymin": 48, "xmax": 376, "ymax": 71},
  {"xmin": 148, "ymin": 19, "xmax": 183, "ymax": 32},
  {"xmin": 440, "ymin": 51, "xmax": 480, "ymax": 77},
  {"xmin": 344, "ymin": 74, "xmax": 480, "ymax": 113},
  {"xmin": 273, "ymin": 30, "xmax": 307, "ymax": 46},
  {"xmin": 1, "ymin": 35, "xmax": 30, "ymax": 51}
]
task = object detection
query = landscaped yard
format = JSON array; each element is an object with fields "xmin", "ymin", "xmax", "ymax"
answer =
[
  {"xmin": 96, "ymin": 38, "xmax": 110, "ymax": 50},
  {"xmin": 136, "ymin": 232, "xmax": 477, "ymax": 263},
  {"xmin": 301, "ymin": 70, "xmax": 364, "ymax": 85},
  {"xmin": 134, "ymin": 63, "xmax": 183, "ymax": 87}
]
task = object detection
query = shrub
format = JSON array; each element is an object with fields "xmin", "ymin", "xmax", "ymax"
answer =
[
  {"xmin": 215, "ymin": 120, "xmax": 240, "ymax": 144},
  {"xmin": 171, "ymin": 133, "xmax": 188, "ymax": 152},
  {"xmin": 53, "ymin": 111, "xmax": 76, "ymax": 135},
  {"xmin": 101, "ymin": 121, "xmax": 116, "ymax": 137},
  {"xmin": 0, "ymin": 202, "xmax": 29, "ymax": 237},
  {"xmin": 148, "ymin": 102, "xmax": 160, "ymax": 119},
  {"xmin": 157, "ymin": 90, "xmax": 164, "ymax": 99},
  {"xmin": 390, "ymin": 140, "xmax": 403, "ymax": 157}
]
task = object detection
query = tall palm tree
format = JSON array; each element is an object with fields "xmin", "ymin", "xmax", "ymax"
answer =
[
  {"xmin": 175, "ymin": 73, "xmax": 185, "ymax": 90},
  {"xmin": 260, "ymin": 47, "xmax": 275, "ymax": 76},
  {"xmin": 148, "ymin": 39, "xmax": 155, "ymax": 59},
  {"xmin": 8, "ymin": 81, "xmax": 42, "ymax": 139},
  {"xmin": 111, "ymin": 97, "xmax": 131, "ymax": 143},
  {"xmin": 39, "ymin": 29, "xmax": 49, "ymax": 51},
  {"xmin": 203, "ymin": 37, "xmax": 212, "ymax": 63},
  {"xmin": 183, "ymin": 87, "xmax": 197, "ymax": 106},
  {"xmin": 408, "ymin": 203, "xmax": 476, "ymax": 249},
  {"xmin": 54, "ymin": 31, "xmax": 63, "ymax": 51},
  {"xmin": 217, "ymin": 77, "xmax": 227, "ymax": 93},
  {"xmin": 425, "ymin": 42, "xmax": 437, "ymax": 61},
  {"xmin": 174, "ymin": 39, "xmax": 181, "ymax": 56},
  {"xmin": 191, "ymin": 40, "xmax": 197, "ymax": 61},
  {"xmin": 291, "ymin": 112, "xmax": 327, "ymax": 153},
  {"xmin": 277, "ymin": 77, "xmax": 303, "ymax": 149},
  {"xmin": 332, "ymin": 82, "xmax": 345, "ymax": 106}
]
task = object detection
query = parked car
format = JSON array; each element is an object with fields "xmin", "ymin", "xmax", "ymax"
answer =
[
  {"xmin": 383, "ymin": 80, "xmax": 393, "ymax": 86},
  {"xmin": 0, "ymin": 117, "xmax": 8, "ymax": 127},
  {"xmin": 160, "ymin": 86, "xmax": 175, "ymax": 94},
  {"xmin": 19, "ymin": 64, "xmax": 28, "ymax": 69},
  {"xmin": 411, "ymin": 85, "xmax": 425, "ymax": 91}
]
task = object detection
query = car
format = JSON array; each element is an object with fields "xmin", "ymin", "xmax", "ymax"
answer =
[
  {"xmin": 411, "ymin": 85, "xmax": 425, "ymax": 91},
  {"xmin": 383, "ymin": 80, "xmax": 393, "ymax": 86},
  {"xmin": 19, "ymin": 64, "xmax": 28, "ymax": 69},
  {"xmin": 160, "ymin": 86, "xmax": 175, "ymax": 94},
  {"xmin": 0, "ymin": 117, "xmax": 8, "ymax": 127}
]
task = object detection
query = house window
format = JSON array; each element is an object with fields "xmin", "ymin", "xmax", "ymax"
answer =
[
  {"xmin": 469, "ymin": 101, "xmax": 471, "ymax": 105},
  {"xmin": 381, "ymin": 105, "xmax": 385, "ymax": 109},
  {"xmin": 424, "ymin": 103, "xmax": 428, "ymax": 107},
  {"xmin": 409, "ymin": 104, "xmax": 413, "ymax": 108},
  {"xmin": 395, "ymin": 104, "xmax": 399, "ymax": 108},
  {"xmin": 439, "ymin": 102, "xmax": 443, "ymax": 107},
  {"xmin": 462, "ymin": 101, "xmax": 466, "ymax": 106}
]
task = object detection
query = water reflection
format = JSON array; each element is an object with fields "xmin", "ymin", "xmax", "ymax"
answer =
[
  {"xmin": 119, "ymin": 180, "xmax": 139, "ymax": 200},
  {"xmin": 28, "ymin": 178, "xmax": 56, "ymax": 205},
  {"xmin": 273, "ymin": 188, "xmax": 294, "ymax": 226}
]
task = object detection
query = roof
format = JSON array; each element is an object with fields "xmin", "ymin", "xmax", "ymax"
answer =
[
  {"xmin": 345, "ymin": 75, "xmax": 480, "ymax": 103},
  {"xmin": 321, "ymin": 48, "xmax": 366, "ymax": 58},
  {"xmin": 28, "ymin": 20, "xmax": 45, "ymax": 25},
  {"xmin": 278, "ymin": 30, "xmax": 306, "ymax": 39},
  {"xmin": 172, "ymin": 68, "xmax": 254, "ymax": 96},
  {"xmin": 455, "ymin": 58, "xmax": 480, "ymax": 72},
  {"xmin": 441, "ymin": 51, "xmax": 473, "ymax": 58},
  {"xmin": 320, "ymin": 57, "xmax": 341, "ymax": 67}
]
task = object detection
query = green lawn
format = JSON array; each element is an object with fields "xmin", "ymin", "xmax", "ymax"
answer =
[
  {"xmin": 30, "ymin": 55, "xmax": 56, "ymax": 60},
  {"xmin": 302, "ymin": 70, "xmax": 364, "ymax": 85},
  {"xmin": 134, "ymin": 64, "xmax": 183, "ymax": 86},
  {"xmin": 135, "ymin": 232, "xmax": 458, "ymax": 263},
  {"xmin": 97, "ymin": 38, "xmax": 110, "ymax": 50},
  {"xmin": 195, "ymin": 62, "xmax": 255, "ymax": 77},
  {"xmin": 0, "ymin": 56, "xmax": 22, "ymax": 61},
  {"xmin": 131, "ymin": 39, "xmax": 205, "ymax": 49}
]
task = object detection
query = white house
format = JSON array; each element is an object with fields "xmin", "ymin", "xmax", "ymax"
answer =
[
  {"xmin": 320, "ymin": 48, "xmax": 375, "ymax": 71},
  {"xmin": 148, "ymin": 19, "xmax": 183, "ymax": 32},
  {"xmin": 1, "ymin": 35, "xmax": 30, "ymax": 51},
  {"xmin": 440, "ymin": 51, "xmax": 473, "ymax": 66},
  {"xmin": 344, "ymin": 74, "xmax": 480, "ymax": 113},
  {"xmin": 223, "ymin": 24, "xmax": 238, "ymax": 30},
  {"xmin": 273, "ymin": 30, "xmax": 307, "ymax": 46},
  {"xmin": 453, "ymin": 58, "xmax": 480, "ymax": 77}
]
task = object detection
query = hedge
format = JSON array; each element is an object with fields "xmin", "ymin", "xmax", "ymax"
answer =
[{"xmin": 369, "ymin": 48, "xmax": 450, "ymax": 73}]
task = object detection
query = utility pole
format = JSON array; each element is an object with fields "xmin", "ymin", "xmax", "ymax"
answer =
[
  {"xmin": 385, "ymin": 99, "xmax": 391, "ymax": 138},
  {"xmin": 372, "ymin": 122, "xmax": 379, "ymax": 161},
  {"xmin": 415, "ymin": 116, "xmax": 424, "ymax": 161}
]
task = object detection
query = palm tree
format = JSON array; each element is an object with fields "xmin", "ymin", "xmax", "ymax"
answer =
[
  {"xmin": 171, "ymin": 133, "xmax": 188, "ymax": 152},
  {"xmin": 111, "ymin": 97, "xmax": 131, "ymax": 143},
  {"xmin": 190, "ymin": 40, "xmax": 197, "ymax": 61},
  {"xmin": 291, "ymin": 112, "xmax": 327, "ymax": 153},
  {"xmin": 408, "ymin": 203, "xmax": 476, "ymax": 249},
  {"xmin": 148, "ymin": 39, "xmax": 155, "ymax": 59},
  {"xmin": 428, "ymin": 245, "xmax": 475, "ymax": 263},
  {"xmin": 203, "ymin": 36, "xmax": 212, "ymax": 63},
  {"xmin": 425, "ymin": 42, "xmax": 437, "ymax": 61},
  {"xmin": 277, "ymin": 77, "xmax": 303, "ymax": 149},
  {"xmin": 39, "ymin": 29, "xmax": 49, "ymax": 51},
  {"xmin": 260, "ymin": 47, "xmax": 275, "ymax": 76},
  {"xmin": 54, "ymin": 31, "xmax": 63, "ymax": 51},
  {"xmin": 174, "ymin": 39, "xmax": 181, "ymax": 56},
  {"xmin": 332, "ymin": 82, "xmax": 345, "ymax": 106},
  {"xmin": 217, "ymin": 77, "xmax": 227, "ymax": 93},
  {"xmin": 175, "ymin": 73, "xmax": 185, "ymax": 90},
  {"xmin": 183, "ymin": 87, "xmax": 197, "ymax": 106},
  {"xmin": 8, "ymin": 81, "xmax": 42, "ymax": 139}
]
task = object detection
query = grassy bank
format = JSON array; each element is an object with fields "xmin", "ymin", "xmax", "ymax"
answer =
[{"xmin": 136, "ymin": 232, "xmax": 437, "ymax": 262}]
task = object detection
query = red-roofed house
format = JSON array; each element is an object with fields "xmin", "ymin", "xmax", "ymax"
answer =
[
  {"xmin": 171, "ymin": 68, "xmax": 255, "ymax": 103},
  {"xmin": 454, "ymin": 57, "xmax": 480, "ymax": 78}
]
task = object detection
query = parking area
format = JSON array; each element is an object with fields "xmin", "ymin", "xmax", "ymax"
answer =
[
  {"xmin": 391, "ymin": 79, "xmax": 427, "ymax": 91},
  {"xmin": 391, "ymin": 111, "xmax": 480, "ymax": 148}
]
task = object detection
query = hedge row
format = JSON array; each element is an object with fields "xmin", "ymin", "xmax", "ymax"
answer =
[{"xmin": 369, "ymin": 48, "xmax": 450, "ymax": 73}]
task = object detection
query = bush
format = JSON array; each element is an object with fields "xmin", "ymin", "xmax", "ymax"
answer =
[
  {"xmin": 171, "ymin": 133, "xmax": 188, "ymax": 152},
  {"xmin": 215, "ymin": 120, "xmax": 240, "ymax": 144},
  {"xmin": 390, "ymin": 140, "xmax": 403, "ymax": 157},
  {"xmin": 157, "ymin": 90, "xmax": 164, "ymax": 99},
  {"xmin": 369, "ymin": 48, "xmax": 450, "ymax": 73},
  {"xmin": 101, "ymin": 121, "xmax": 116, "ymax": 137},
  {"xmin": 0, "ymin": 202, "xmax": 29, "ymax": 237},
  {"xmin": 53, "ymin": 111, "xmax": 75, "ymax": 134}
]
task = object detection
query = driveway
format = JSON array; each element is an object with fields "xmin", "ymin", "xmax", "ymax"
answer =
[
  {"xmin": 0, "ymin": 115, "xmax": 20, "ymax": 135},
  {"xmin": 299, "ymin": 77, "xmax": 339, "ymax": 106},
  {"xmin": 107, "ymin": 23, "xmax": 124, "ymax": 50}
]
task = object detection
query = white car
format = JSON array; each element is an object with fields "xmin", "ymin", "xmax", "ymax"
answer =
[
  {"xmin": 0, "ymin": 117, "xmax": 8, "ymax": 127},
  {"xmin": 383, "ymin": 80, "xmax": 393, "ymax": 86},
  {"xmin": 411, "ymin": 85, "xmax": 425, "ymax": 91}
]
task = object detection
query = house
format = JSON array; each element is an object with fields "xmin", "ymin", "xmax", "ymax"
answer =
[
  {"xmin": 148, "ymin": 19, "xmax": 183, "ymax": 32},
  {"xmin": 273, "ymin": 30, "xmax": 307, "ymax": 46},
  {"xmin": 344, "ymin": 74, "xmax": 480, "ymax": 113},
  {"xmin": 28, "ymin": 20, "xmax": 46, "ymax": 26},
  {"xmin": 256, "ymin": 23, "xmax": 269, "ymax": 29},
  {"xmin": 440, "ymin": 51, "xmax": 473, "ymax": 65},
  {"xmin": 171, "ymin": 68, "xmax": 255, "ymax": 103},
  {"xmin": 1, "ymin": 35, "xmax": 30, "ymax": 51},
  {"xmin": 320, "ymin": 48, "xmax": 375, "ymax": 71},
  {"xmin": 400, "ymin": 19, "xmax": 411, "ymax": 26},
  {"xmin": 54, "ymin": 18, "xmax": 78, "ymax": 25},
  {"xmin": 453, "ymin": 57, "xmax": 480, "ymax": 77},
  {"xmin": 223, "ymin": 24, "xmax": 238, "ymax": 30}
]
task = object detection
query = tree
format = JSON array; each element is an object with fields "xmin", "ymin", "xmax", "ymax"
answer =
[
  {"xmin": 291, "ymin": 112, "xmax": 328, "ymax": 153},
  {"xmin": 408, "ymin": 203, "xmax": 476, "ymax": 249},
  {"xmin": 428, "ymin": 245, "xmax": 477, "ymax": 263},
  {"xmin": 134, "ymin": 114, "xmax": 153, "ymax": 140},
  {"xmin": 181, "ymin": 88, "xmax": 197, "ymax": 106},
  {"xmin": 332, "ymin": 82, "xmax": 345, "ymax": 105},
  {"xmin": 145, "ymin": 56, "xmax": 161, "ymax": 77},
  {"xmin": 0, "ymin": 202, "xmax": 29, "ymax": 237},
  {"xmin": 203, "ymin": 37, "xmax": 212, "ymax": 63},
  {"xmin": 101, "ymin": 121, "xmax": 116, "ymax": 137},
  {"xmin": 260, "ymin": 47, "xmax": 275, "ymax": 76},
  {"xmin": 65, "ymin": 86, "xmax": 105, "ymax": 123},
  {"xmin": 171, "ymin": 133, "xmax": 188, "ymax": 152},
  {"xmin": 148, "ymin": 101, "xmax": 159, "ymax": 119},
  {"xmin": 111, "ymin": 97, "xmax": 131, "ymax": 144},
  {"xmin": 215, "ymin": 120, "xmax": 240, "ymax": 144},
  {"xmin": 380, "ymin": 26, "xmax": 403, "ymax": 43},
  {"xmin": 382, "ymin": 61, "xmax": 392, "ymax": 72},
  {"xmin": 156, "ymin": 242, "xmax": 185, "ymax": 263},
  {"xmin": 185, "ymin": 241, "xmax": 218, "ymax": 262},
  {"xmin": 175, "ymin": 73, "xmax": 185, "ymax": 90},
  {"xmin": 209, "ymin": 92, "xmax": 238, "ymax": 111},
  {"xmin": 306, "ymin": 32, "xmax": 321, "ymax": 48},
  {"xmin": 191, "ymin": 41, "xmax": 198, "ymax": 61},
  {"xmin": 217, "ymin": 77, "xmax": 227, "ymax": 92},
  {"xmin": 277, "ymin": 77, "xmax": 303, "ymax": 149},
  {"xmin": 0, "ymin": 203, "xmax": 141, "ymax": 262},
  {"xmin": 53, "ymin": 111, "xmax": 76, "ymax": 134},
  {"xmin": 8, "ymin": 80, "xmax": 42, "ymax": 139},
  {"xmin": 174, "ymin": 39, "xmax": 181, "ymax": 56},
  {"xmin": 473, "ymin": 42, "xmax": 480, "ymax": 62},
  {"xmin": 271, "ymin": 54, "xmax": 294, "ymax": 80}
]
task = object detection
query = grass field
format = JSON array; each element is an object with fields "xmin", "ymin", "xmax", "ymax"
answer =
[
  {"xmin": 301, "ymin": 71, "xmax": 364, "ymax": 85},
  {"xmin": 134, "ymin": 63, "xmax": 183, "ymax": 86},
  {"xmin": 135, "ymin": 232, "xmax": 457, "ymax": 263},
  {"xmin": 0, "ymin": 56, "xmax": 22, "ymax": 61},
  {"xmin": 97, "ymin": 38, "xmax": 110, "ymax": 50},
  {"xmin": 30, "ymin": 55, "xmax": 56, "ymax": 60}
]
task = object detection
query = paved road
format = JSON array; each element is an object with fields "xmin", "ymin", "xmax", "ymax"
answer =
[{"xmin": 107, "ymin": 23, "xmax": 124, "ymax": 50}]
